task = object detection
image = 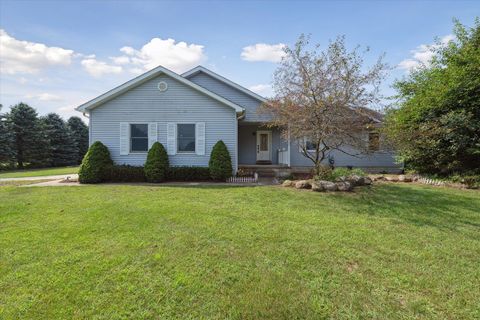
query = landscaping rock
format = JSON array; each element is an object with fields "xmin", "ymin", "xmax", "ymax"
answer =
[
  {"xmin": 336, "ymin": 181, "xmax": 353, "ymax": 191},
  {"xmin": 385, "ymin": 176, "xmax": 399, "ymax": 182},
  {"xmin": 282, "ymin": 179, "xmax": 294, "ymax": 187},
  {"xmin": 311, "ymin": 181, "xmax": 325, "ymax": 192},
  {"xmin": 398, "ymin": 175, "xmax": 412, "ymax": 182},
  {"xmin": 320, "ymin": 180, "xmax": 338, "ymax": 191},
  {"xmin": 348, "ymin": 174, "xmax": 365, "ymax": 186},
  {"xmin": 364, "ymin": 177, "xmax": 373, "ymax": 185},
  {"xmin": 295, "ymin": 180, "xmax": 312, "ymax": 189}
]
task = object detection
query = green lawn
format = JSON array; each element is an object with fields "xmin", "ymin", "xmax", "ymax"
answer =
[
  {"xmin": 1, "ymin": 184, "xmax": 479, "ymax": 319},
  {"xmin": 0, "ymin": 166, "xmax": 79, "ymax": 178}
]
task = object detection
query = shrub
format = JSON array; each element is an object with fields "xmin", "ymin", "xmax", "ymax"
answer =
[
  {"xmin": 209, "ymin": 140, "xmax": 232, "ymax": 181},
  {"xmin": 144, "ymin": 142, "xmax": 169, "ymax": 182},
  {"xmin": 314, "ymin": 166, "xmax": 366, "ymax": 182},
  {"xmin": 167, "ymin": 166, "xmax": 211, "ymax": 181},
  {"xmin": 78, "ymin": 141, "xmax": 113, "ymax": 183},
  {"xmin": 314, "ymin": 165, "xmax": 333, "ymax": 181},
  {"xmin": 331, "ymin": 167, "xmax": 365, "ymax": 181},
  {"xmin": 107, "ymin": 165, "xmax": 146, "ymax": 182}
]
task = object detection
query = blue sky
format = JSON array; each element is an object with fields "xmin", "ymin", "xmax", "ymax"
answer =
[{"xmin": 0, "ymin": 0, "xmax": 478, "ymax": 120}]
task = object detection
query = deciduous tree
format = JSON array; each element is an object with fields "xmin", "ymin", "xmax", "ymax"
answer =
[{"xmin": 261, "ymin": 35, "xmax": 387, "ymax": 174}]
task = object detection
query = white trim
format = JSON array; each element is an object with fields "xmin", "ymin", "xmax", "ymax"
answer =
[
  {"xmin": 182, "ymin": 66, "xmax": 267, "ymax": 103},
  {"xmin": 287, "ymin": 125, "xmax": 291, "ymax": 167},
  {"xmin": 76, "ymin": 65, "xmax": 244, "ymax": 113}
]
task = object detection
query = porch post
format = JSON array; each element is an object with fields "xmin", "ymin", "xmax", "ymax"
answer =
[{"xmin": 287, "ymin": 124, "xmax": 291, "ymax": 167}]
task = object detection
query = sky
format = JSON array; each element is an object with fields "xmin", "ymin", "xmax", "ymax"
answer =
[{"xmin": 0, "ymin": 0, "xmax": 478, "ymax": 121}]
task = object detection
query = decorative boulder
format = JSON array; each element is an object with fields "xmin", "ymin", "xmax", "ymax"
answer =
[
  {"xmin": 336, "ymin": 181, "xmax": 353, "ymax": 191},
  {"xmin": 348, "ymin": 175, "xmax": 365, "ymax": 186},
  {"xmin": 311, "ymin": 181, "xmax": 325, "ymax": 192},
  {"xmin": 398, "ymin": 175, "xmax": 412, "ymax": 182},
  {"xmin": 364, "ymin": 177, "xmax": 373, "ymax": 185},
  {"xmin": 295, "ymin": 180, "xmax": 312, "ymax": 189},
  {"xmin": 385, "ymin": 176, "xmax": 399, "ymax": 182},
  {"xmin": 320, "ymin": 180, "xmax": 338, "ymax": 191},
  {"xmin": 282, "ymin": 179, "xmax": 294, "ymax": 187}
]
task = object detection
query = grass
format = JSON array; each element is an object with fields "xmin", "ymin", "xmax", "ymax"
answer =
[
  {"xmin": 0, "ymin": 179, "xmax": 54, "ymax": 187},
  {"xmin": 0, "ymin": 166, "xmax": 79, "ymax": 178},
  {"xmin": 0, "ymin": 183, "xmax": 479, "ymax": 319}
]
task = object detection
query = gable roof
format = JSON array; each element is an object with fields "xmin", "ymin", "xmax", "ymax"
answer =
[
  {"xmin": 76, "ymin": 65, "xmax": 244, "ymax": 113},
  {"xmin": 182, "ymin": 66, "xmax": 267, "ymax": 103}
]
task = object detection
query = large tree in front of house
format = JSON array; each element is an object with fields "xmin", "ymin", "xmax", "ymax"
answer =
[
  {"xmin": 384, "ymin": 19, "xmax": 480, "ymax": 175},
  {"xmin": 8, "ymin": 103, "xmax": 50, "ymax": 168},
  {"xmin": 261, "ymin": 34, "xmax": 387, "ymax": 174},
  {"xmin": 42, "ymin": 113, "xmax": 77, "ymax": 167},
  {"xmin": 67, "ymin": 116, "xmax": 89, "ymax": 164}
]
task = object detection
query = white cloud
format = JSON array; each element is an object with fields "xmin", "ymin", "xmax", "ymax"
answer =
[
  {"xmin": 249, "ymin": 84, "xmax": 273, "ymax": 97},
  {"xmin": 25, "ymin": 92, "xmax": 62, "ymax": 101},
  {"xmin": 114, "ymin": 38, "xmax": 206, "ymax": 73},
  {"xmin": 81, "ymin": 56, "xmax": 123, "ymax": 77},
  {"xmin": 241, "ymin": 43, "xmax": 286, "ymax": 62},
  {"xmin": 0, "ymin": 29, "xmax": 74, "ymax": 74},
  {"xmin": 398, "ymin": 34, "xmax": 454, "ymax": 71}
]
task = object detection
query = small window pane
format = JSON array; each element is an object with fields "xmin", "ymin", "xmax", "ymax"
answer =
[
  {"xmin": 130, "ymin": 124, "xmax": 148, "ymax": 152},
  {"xmin": 306, "ymin": 140, "xmax": 316, "ymax": 151},
  {"xmin": 131, "ymin": 124, "xmax": 148, "ymax": 138},
  {"xmin": 178, "ymin": 124, "xmax": 195, "ymax": 152},
  {"xmin": 131, "ymin": 137, "xmax": 148, "ymax": 152}
]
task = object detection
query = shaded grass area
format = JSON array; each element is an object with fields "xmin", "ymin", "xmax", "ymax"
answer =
[
  {"xmin": 0, "ymin": 184, "xmax": 479, "ymax": 319},
  {"xmin": 0, "ymin": 179, "xmax": 54, "ymax": 187},
  {"xmin": 0, "ymin": 166, "xmax": 79, "ymax": 178}
]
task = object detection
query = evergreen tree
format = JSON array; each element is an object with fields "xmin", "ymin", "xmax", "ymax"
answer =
[
  {"xmin": 42, "ymin": 113, "xmax": 77, "ymax": 167},
  {"xmin": 8, "ymin": 103, "xmax": 50, "ymax": 168},
  {"xmin": 67, "ymin": 116, "xmax": 89, "ymax": 164},
  {"xmin": 0, "ymin": 105, "xmax": 16, "ymax": 167}
]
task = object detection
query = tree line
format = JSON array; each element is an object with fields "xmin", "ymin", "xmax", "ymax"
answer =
[{"xmin": 0, "ymin": 103, "xmax": 88, "ymax": 169}]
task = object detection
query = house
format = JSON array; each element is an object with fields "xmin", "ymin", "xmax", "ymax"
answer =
[{"xmin": 76, "ymin": 65, "xmax": 402, "ymax": 175}]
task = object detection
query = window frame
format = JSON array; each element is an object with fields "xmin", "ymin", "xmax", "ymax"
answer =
[
  {"xmin": 303, "ymin": 137, "xmax": 317, "ymax": 153},
  {"xmin": 176, "ymin": 123, "xmax": 196, "ymax": 154},
  {"xmin": 129, "ymin": 123, "xmax": 149, "ymax": 153}
]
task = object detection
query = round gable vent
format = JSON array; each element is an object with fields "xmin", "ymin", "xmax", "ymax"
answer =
[{"xmin": 157, "ymin": 81, "xmax": 168, "ymax": 92}]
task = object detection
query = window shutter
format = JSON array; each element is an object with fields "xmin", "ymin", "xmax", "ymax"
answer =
[
  {"xmin": 196, "ymin": 122, "xmax": 205, "ymax": 155},
  {"xmin": 167, "ymin": 123, "xmax": 176, "ymax": 155},
  {"xmin": 148, "ymin": 122, "xmax": 158, "ymax": 149},
  {"xmin": 120, "ymin": 122, "xmax": 129, "ymax": 155}
]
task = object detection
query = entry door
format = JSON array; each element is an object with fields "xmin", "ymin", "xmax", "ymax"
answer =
[{"xmin": 256, "ymin": 131, "xmax": 272, "ymax": 162}]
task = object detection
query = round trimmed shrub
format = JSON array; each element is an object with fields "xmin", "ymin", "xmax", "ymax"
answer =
[
  {"xmin": 78, "ymin": 141, "xmax": 113, "ymax": 184},
  {"xmin": 144, "ymin": 142, "xmax": 169, "ymax": 182},
  {"xmin": 209, "ymin": 140, "xmax": 232, "ymax": 181}
]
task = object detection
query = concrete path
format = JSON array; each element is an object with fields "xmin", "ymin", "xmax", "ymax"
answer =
[{"xmin": 0, "ymin": 174, "xmax": 78, "ymax": 182}]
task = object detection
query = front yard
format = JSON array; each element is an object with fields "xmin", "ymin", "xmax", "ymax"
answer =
[
  {"xmin": 1, "ymin": 183, "xmax": 479, "ymax": 319},
  {"xmin": 0, "ymin": 166, "xmax": 79, "ymax": 178}
]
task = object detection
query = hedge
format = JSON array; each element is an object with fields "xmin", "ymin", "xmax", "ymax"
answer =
[
  {"xmin": 209, "ymin": 140, "xmax": 232, "ymax": 181},
  {"xmin": 167, "ymin": 166, "xmax": 211, "ymax": 181},
  {"xmin": 107, "ymin": 165, "xmax": 146, "ymax": 182},
  {"xmin": 78, "ymin": 141, "xmax": 113, "ymax": 183},
  {"xmin": 144, "ymin": 142, "xmax": 169, "ymax": 182}
]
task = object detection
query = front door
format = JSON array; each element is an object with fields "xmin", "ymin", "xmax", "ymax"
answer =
[{"xmin": 256, "ymin": 130, "xmax": 272, "ymax": 162}]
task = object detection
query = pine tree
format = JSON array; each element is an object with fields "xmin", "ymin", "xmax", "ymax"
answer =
[
  {"xmin": 67, "ymin": 116, "xmax": 89, "ymax": 164},
  {"xmin": 0, "ymin": 105, "xmax": 16, "ymax": 167},
  {"xmin": 42, "ymin": 113, "xmax": 77, "ymax": 167},
  {"xmin": 8, "ymin": 103, "xmax": 50, "ymax": 168}
]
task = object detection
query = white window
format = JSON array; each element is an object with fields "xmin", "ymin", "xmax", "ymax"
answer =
[
  {"xmin": 300, "ymin": 137, "xmax": 317, "ymax": 152},
  {"xmin": 130, "ymin": 124, "xmax": 148, "ymax": 152},
  {"xmin": 177, "ymin": 123, "xmax": 196, "ymax": 153}
]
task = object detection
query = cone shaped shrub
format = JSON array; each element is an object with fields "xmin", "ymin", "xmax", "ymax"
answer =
[
  {"xmin": 78, "ymin": 141, "xmax": 113, "ymax": 183},
  {"xmin": 209, "ymin": 140, "xmax": 232, "ymax": 181},
  {"xmin": 144, "ymin": 142, "xmax": 169, "ymax": 182}
]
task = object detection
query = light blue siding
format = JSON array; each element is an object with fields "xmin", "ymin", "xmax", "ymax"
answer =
[
  {"xmin": 289, "ymin": 137, "xmax": 402, "ymax": 172},
  {"xmin": 186, "ymin": 72, "xmax": 269, "ymax": 122},
  {"xmin": 89, "ymin": 74, "xmax": 237, "ymax": 170},
  {"xmin": 238, "ymin": 125, "xmax": 287, "ymax": 165}
]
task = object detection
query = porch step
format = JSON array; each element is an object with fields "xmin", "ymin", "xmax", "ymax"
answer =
[
  {"xmin": 256, "ymin": 160, "xmax": 272, "ymax": 165},
  {"xmin": 239, "ymin": 165, "xmax": 291, "ymax": 178}
]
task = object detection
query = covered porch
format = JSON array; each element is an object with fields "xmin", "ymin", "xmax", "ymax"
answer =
[{"xmin": 237, "ymin": 123, "xmax": 290, "ymax": 167}]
